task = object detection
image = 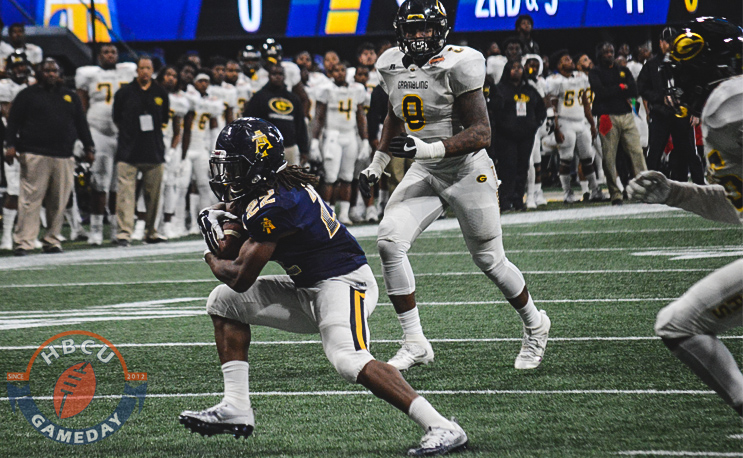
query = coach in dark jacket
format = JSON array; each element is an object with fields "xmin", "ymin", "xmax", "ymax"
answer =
[
  {"xmin": 243, "ymin": 64, "xmax": 308, "ymax": 165},
  {"xmin": 5, "ymin": 58, "xmax": 94, "ymax": 255},
  {"xmin": 489, "ymin": 59, "xmax": 546, "ymax": 211},
  {"xmin": 589, "ymin": 42, "xmax": 647, "ymax": 205},
  {"xmin": 637, "ymin": 28, "xmax": 703, "ymax": 184},
  {"xmin": 112, "ymin": 55, "xmax": 169, "ymax": 245}
]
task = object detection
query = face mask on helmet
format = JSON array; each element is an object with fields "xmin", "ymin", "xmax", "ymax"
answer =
[
  {"xmin": 209, "ymin": 118, "xmax": 287, "ymax": 202},
  {"xmin": 394, "ymin": 0, "xmax": 449, "ymax": 62}
]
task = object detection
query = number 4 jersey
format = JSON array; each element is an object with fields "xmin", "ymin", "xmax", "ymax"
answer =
[
  {"xmin": 240, "ymin": 184, "xmax": 367, "ymax": 287},
  {"xmin": 376, "ymin": 45, "xmax": 486, "ymax": 164}
]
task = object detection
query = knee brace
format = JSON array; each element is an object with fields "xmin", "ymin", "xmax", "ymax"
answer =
[
  {"xmin": 470, "ymin": 236, "xmax": 525, "ymax": 299},
  {"xmin": 377, "ymin": 236, "xmax": 415, "ymax": 296}
]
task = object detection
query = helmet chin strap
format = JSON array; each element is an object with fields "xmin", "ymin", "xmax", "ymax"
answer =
[{"xmin": 276, "ymin": 162, "xmax": 288, "ymax": 173}]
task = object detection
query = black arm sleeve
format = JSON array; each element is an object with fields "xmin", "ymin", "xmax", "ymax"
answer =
[
  {"xmin": 295, "ymin": 102, "xmax": 308, "ymax": 154},
  {"xmin": 366, "ymin": 85, "xmax": 388, "ymax": 141}
]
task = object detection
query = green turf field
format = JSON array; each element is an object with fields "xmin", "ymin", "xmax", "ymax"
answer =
[{"xmin": 1, "ymin": 204, "xmax": 742, "ymax": 457}]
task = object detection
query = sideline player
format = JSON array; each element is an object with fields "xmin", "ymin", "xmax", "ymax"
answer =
[
  {"xmin": 75, "ymin": 44, "xmax": 136, "ymax": 245},
  {"xmin": 359, "ymin": 0, "xmax": 550, "ymax": 371},
  {"xmin": 179, "ymin": 117, "xmax": 468, "ymax": 456},
  {"xmin": 312, "ymin": 61, "xmax": 370, "ymax": 225},
  {"xmin": 627, "ymin": 18, "xmax": 743, "ymax": 416},
  {"xmin": 544, "ymin": 50, "xmax": 605, "ymax": 203},
  {"xmin": 0, "ymin": 51, "xmax": 33, "ymax": 250}
]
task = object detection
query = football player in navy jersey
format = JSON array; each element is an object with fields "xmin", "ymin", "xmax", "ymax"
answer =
[{"xmin": 179, "ymin": 117, "xmax": 468, "ymax": 456}]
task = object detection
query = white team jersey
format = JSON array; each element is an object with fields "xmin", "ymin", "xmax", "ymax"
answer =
[
  {"xmin": 0, "ymin": 78, "xmax": 27, "ymax": 104},
  {"xmin": 234, "ymin": 73, "xmax": 255, "ymax": 115},
  {"xmin": 0, "ymin": 42, "xmax": 43, "ymax": 72},
  {"xmin": 317, "ymin": 82, "xmax": 366, "ymax": 133},
  {"xmin": 163, "ymin": 90, "xmax": 190, "ymax": 147},
  {"xmin": 185, "ymin": 89, "xmax": 222, "ymax": 152},
  {"xmin": 208, "ymin": 82, "xmax": 238, "ymax": 129},
  {"xmin": 346, "ymin": 66, "xmax": 381, "ymax": 89},
  {"xmin": 306, "ymin": 72, "xmax": 332, "ymax": 121},
  {"xmin": 75, "ymin": 62, "xmax": 137, "ymax": 135},
  {"xmin": 377, "ymin": 45, "xmax": 486, "ymax": 163},
  {"xmin": 282, "ymin": 61, "xmax": 302, "ymax": 90},
  {"xmin": 486, "ymin": 55, "xmax": 507, "ymax": 84},
  {"xmin": 702, "ymin": 75, "xmax": 743, "ymax": 223},
  {"xmin": 546, "ymin": 71, "xmax": 591, "ymax": 121}
]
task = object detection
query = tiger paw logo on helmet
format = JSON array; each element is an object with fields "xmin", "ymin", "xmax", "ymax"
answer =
[{"xmin": 7, "ymin": 331, "xmax": 147, "ymax": 444}]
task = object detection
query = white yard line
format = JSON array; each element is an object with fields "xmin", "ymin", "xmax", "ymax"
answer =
[
  {"xmin": 0, "ymin": 388, "xmax": 719, "ymax": 402},
  {"xmin": 3, "ymin": 336, "xmax": 740, "ymax": 351},
  {"xmin": 0, "ymin": 268, "xmax": 715, "ymax": 289},
  {"xmin": 617, "ymin": 452, "xmax": 743, "ymax": 457}
]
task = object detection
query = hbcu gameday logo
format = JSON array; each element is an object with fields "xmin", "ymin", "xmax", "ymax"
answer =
[{"xmin": 7, "ymin": 331, "xmax": 147, "ymax": 444}]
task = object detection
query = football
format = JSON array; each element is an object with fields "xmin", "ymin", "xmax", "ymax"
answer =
[
  {"xmin": 53, "ymin": 361, "xmax": 96, "ymax": 419},
  {"xmin": 217, "ymin": 219, "xmax": 247, "ymax": 260}
]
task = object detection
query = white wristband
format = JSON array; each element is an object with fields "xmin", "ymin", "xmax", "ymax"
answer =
[
  {"xmin": 370, "ymin": 150, "xmax": 391, "ymax": 170},
  {"xmin": 416, "ymin": 140, "xmax": 446, "ymax": 160}
]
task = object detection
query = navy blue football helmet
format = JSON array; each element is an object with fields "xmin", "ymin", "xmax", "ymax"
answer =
[
  {"xmin": 394, "ymin": 0, "xmax": 449, "ymax": 62},
  {"xmin": 663, "ymin": 17, "xmax": 743, "ymax": 117},
  {"xmin": 209, "ymin": 118, "xmax": 286, "ymax": 202}
]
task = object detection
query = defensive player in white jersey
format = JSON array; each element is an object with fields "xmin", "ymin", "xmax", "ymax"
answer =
[
  {"xmin": 627, "ymin": 18, "xmax": 743, "ymax": 416},
  {"xmin": 0, "ymin": 23, "xmax": 43, "ymax": 75},
  {"xmin": 208, "ymin": 56, "xmax": 238, "ymax": 132},
  {"xmin": 75, "ymin": 43, "xmax": 137, "ymax": 245},
  {"xmin": 312, "ymin": 61, "xmax": 370, "ymax": 225},
  {"xmin": 0, "ymin": 51, "xmax": 32, "ymax": 250},
  {"xmin": 225, "ymin": 59, "xmax": 252, "ymax": 116},
  {"xmin": 154, "ymin": 65, "xmax": 190, "ymax": 239},
  {"xmin": 544, "ymin": 50, "xmax": 605, "ymax": 203},
  {"xmin": 180, "ymin": 70, "xmax": 221, "ymax": 234},
  {"xmin": 359, "ymin": 0, "xmax": 550, "ymax": 372}
]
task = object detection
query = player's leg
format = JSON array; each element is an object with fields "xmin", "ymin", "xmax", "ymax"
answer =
[
  {"xmin": 575, "ymin": 124, "xmax": 606, "ymax": 201},
  {"xmin": 161, "ymin": 146, "xmax": 182, "ymax": 238},
  {"xmin": 320, "ymin": 130, "xmax": 342, "ymax": 204},
  {"xmin": 175, "ymin": 152, "xmax": 194, "ymax": 237},
  {"xmin": 181, "ymin": 276, "xmax": 318, "ymax": 438},
  {"xmin": 192, "ymin": 151, "xmax": 216, "ymax": 221},
  {"xmin": 1, "ymin": 161, "xmax": 20, "ymax": 250},
  {"xmin": 443, "ymin": 152, "xmax": 550, "ymax": 369},
  {"xmin": 655, "ymin": 259, "xmax": 743, "ymax": 416},
  {"xmin": 557, "ymin": 125, "xmax": 578, "ymax": 203},
  {"xmin": 335, "ymin": 134, "xmax": 358, "ymax": 225},
  {"xmin": 378, "ymin": 163, "xmax": 445, "ymax": 370},
  {"xmin": 315, "ymin": 265, "xmax": 467, "ymax": 455}
]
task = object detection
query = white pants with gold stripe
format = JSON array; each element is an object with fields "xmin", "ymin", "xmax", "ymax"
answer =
[{"xmin": 206, "ymin": 264, "xmax": 378, "ymax": 382}]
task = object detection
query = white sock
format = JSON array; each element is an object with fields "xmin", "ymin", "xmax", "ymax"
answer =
[
  {"xmin": 189, "ymin": 194, "xmax": 199, "ymax": 228},
  {"xmin": 586, "ymin": 172, "xmax": 599, "ymax": 193},
  {"xmin": 559, "ymin": 174, "xmax": 572, "ymax": 193},
  {"xmin": 397, "ymin": 308, "xmax": 424, "ymax": 337},
  {"xmin": 90, "ymin": 214, "xmax": 104, "ymax": 234},
  {"xmin": 580, "ymin": 180, "xmax": 589, "ymax": 194},
  {"xmin": 222, "ymin": 361, "xmax": 251, "ymax": 411},
  {"xmin": 338, "ymin": 201, "xmax": 350, "ymax": 220},
  {"xmin": 3, "ymin": 208, "xmax": 17, "ymax": 240},
  {"xmin": 515, "ymin": 294, "xmax": 542, "ymax": 328},
  {"xmin": 408, "ymin": 396, "xmax": 453, "ymax": 431},
  {"xmin": 534, "ymin": 182, "xmax": 542, "ymax": 193}
]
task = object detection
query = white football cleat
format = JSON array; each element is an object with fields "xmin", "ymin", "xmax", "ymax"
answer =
[
  {"xmin": 534, "ymin": 189, "xmax": 548, "ymax": 206},
  {"xmin": 514, "ymin": 310, "xmax": 551, "ymax": 370},
  {"xmin": 408, "ymin": 419, "xmax": 468, "ymax": 456},
  {"xmin": 525, "ymin": 194, "xmax": 536, "ymax": 209},
  {"xmin": 349, "ymin": 205, "xmax": 365, "ymax": 223},
  {"xmin": 179, "ymin": 400, "xmax": 255, "ymax": 439},
  {"xmin": 1, "ymin": 233, "xmax": 13, "ymax": 250},
  {"xmin": 388, "ymin": 335, "xmax": 434, "ymax": 371},
  {"xmin": 131, "ymin": 220, "xmax": 146, "ymax": 241},
  {"xmin": 563, "ymin": 190, "xmax": 579, "ymax": 204},
  {"xmin": 88, "ymin": 229, "xmax": 103, "ymax": 246},
  {"xmin": 365, "ymin": 205, "xmax": 379, "ymax": 222}
]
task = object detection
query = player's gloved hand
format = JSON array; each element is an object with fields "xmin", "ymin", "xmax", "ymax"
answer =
[
  {"xmin": 310, "ymin": 138, "xmax": 322, "ymax": 162},
  {"xmin": 358, "ymin": 151, "xmax": 391, "ymax": 199},
  {"xmin": 198, "ymin": 208, "xmax": 238, "ymax": 254},
  {"xmin": 358, "ymin": 140, "xmax": 372, "ymax": 163},
  {"xmin": 627, "ymin": 170, "xmax": 671, "ymax": 204},
  {"xmin": 389, "ymin": 134, "xmax": 445, "ymax": 160}
]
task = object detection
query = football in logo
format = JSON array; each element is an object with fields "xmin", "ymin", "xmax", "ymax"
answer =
[{"xmin": 53, "ymin": 362, "xmax": 96, "ymax": 419}]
